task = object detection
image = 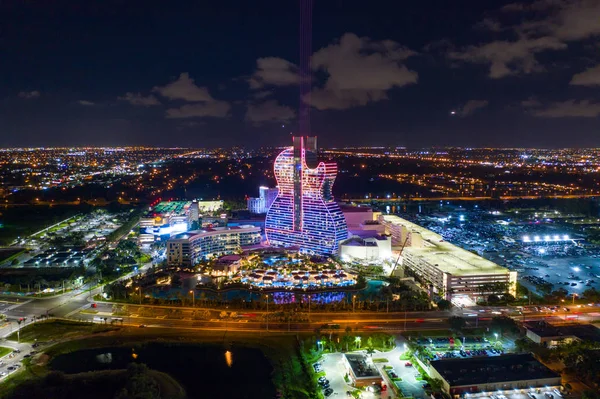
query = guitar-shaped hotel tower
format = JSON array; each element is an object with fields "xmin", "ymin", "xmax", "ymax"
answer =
[{"xmin": 265, "ymin": 136, "xmax": 348, "ymax": 255}]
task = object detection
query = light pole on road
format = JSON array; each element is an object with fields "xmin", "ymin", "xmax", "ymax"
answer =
[
  {"xmin": 265, "ymin": 294, "xmax": 269, "ymax": 332},
  {"xmin": 189, "ymin": 290, "xmax": 195, "ymax": 307}
]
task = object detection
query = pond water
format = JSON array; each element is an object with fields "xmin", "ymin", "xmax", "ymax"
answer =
[{"xmin": 50, "ymin": 343, "xmax": 276, "ymax": 399}]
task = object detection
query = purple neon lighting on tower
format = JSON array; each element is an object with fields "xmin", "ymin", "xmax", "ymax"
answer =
[{"xmin": 299, "ymin": 0, "xmax": 313, "ymax": 135}]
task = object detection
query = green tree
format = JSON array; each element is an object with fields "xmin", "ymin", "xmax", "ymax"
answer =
[
  {"xmin": 490, "ymin": 316, "xmax": 519, "ymax": 335},
  {"xmin": 115, "ymin": 363, "xmax": 160, "ymax": 399},
  {"xmin": 436, "ymin": 299, "xmax": 452, "ymax": 310},
  {"xmin": 448, "ymin": 316, "xmax": 466, "ymax": 332}
]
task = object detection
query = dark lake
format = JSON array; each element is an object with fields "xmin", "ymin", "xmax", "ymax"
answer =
[{"xmin": 49, "ymin": 343, "xmax": 276, "ymax": 399}]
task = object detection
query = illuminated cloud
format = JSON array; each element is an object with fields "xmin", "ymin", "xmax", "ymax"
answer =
[
  {"xmin": 309, "ymin": 33, "xmax": 418, "ymax": 110},
  {"xmin": 458, "ymin": 100, "xmax": 489, "ymax": 117},
  {"xmin": 118, "ymin": 92, "xmax": 160, "ymax": 106},
  {"xmin": 18, "ymin": 90, "xmax": 41, "ymax": 99},
  {"xmin": 244, "ymin": 100, "xmax": 296, "ymax": 125},
  {"xmin": 248, "ymin": 58, "xmax": 299, "ymax": 89},
  {"xmin": 530, "ymin": 99, "xmax": 600, "ymax": 118},
  {"xmin": 153, "ymin": 72, "xmax": 214, "ymax": 102},
  {"xmin": 570, "ymin": 64, "xmax": 600, "ymax": 86}
]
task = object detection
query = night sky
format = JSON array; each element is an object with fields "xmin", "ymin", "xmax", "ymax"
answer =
[{"xmin": 2, "ymin": 0, "xmax": 600, "ymax": 148}]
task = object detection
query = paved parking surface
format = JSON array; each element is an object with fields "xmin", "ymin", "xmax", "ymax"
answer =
[
  {"xmin": 467, "ymin": 387, "xmax": 564, "ymax": 399},
  {"xmin": 320, "ymin": 353, "xmax": 351, "ymax": 396},
  {"xmin": 380, "ymin": 339, "xmax": 426, "ymax": 399}
]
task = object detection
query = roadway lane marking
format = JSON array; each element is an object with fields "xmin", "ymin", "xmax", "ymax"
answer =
[
  {"xmin": 6, "ymin": 299, "xmax": 33, "ymax": 311},
  {"xmin": 65, "ymin": 303, "xmax": 96, "ymax": 318}
]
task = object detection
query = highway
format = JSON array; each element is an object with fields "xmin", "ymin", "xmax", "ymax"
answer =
[{"xmin": 2, "ymin": 289, "xmax": 600, "ymax": 336}]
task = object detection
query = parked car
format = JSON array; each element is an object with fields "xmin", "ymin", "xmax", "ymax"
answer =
[
  {"xmin": 405, "ymin": 362, "xmax": 412, "ymax": 367},
  {"xmin": 324, "ymin": 388, "xmax": 333, "ymax": 397}
]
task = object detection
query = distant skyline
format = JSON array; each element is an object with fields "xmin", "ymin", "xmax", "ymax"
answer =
[{"xmin": 2, "ymin": 0, "xmax": 600, "ymax": 148}]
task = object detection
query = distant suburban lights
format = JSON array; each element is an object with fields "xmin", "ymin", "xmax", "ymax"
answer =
[
  {"xmin": 563, "ymin": 235, "xmax": 569, "ymax": 240},
  {"xmin": 534, "ymin": 236, "xmax": 541, "ymax": 242},
  {"xmin": 523, "ymin": 236, "xmax": 530, "ymax": 242}
]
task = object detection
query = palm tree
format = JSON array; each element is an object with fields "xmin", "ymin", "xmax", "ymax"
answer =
[{"xmin": 366, "ymin": 347, "xmax": 376, "ymax": 357}]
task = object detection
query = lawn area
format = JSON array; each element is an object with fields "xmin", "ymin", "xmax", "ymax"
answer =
[
  {"xmin": 372, "ymin": 358, "xmax": 389, "ymax": 363},
  {"xmin": 5, "ymin": 368, "xmax": 186, "ymax": 399},
  {"xmin": 6, "ymin": 320, "xmax": 119, "ymax": 343},
  {"xmin": 0, "ymin": 346, "xmax": 13, "ymax": 358}
]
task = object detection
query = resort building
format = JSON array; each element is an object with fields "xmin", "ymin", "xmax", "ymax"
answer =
[
  {"xmin": 265, "ymin": 136, "xmax": 348, "ymax": 255},
  {"xmin": 380, "ymin": 215, "xmax": 517, "ymax": 300},
  {"xmin": 339, "ymin": 233, "xmax": 392, "ymax": 261},
  {"xmin": 247, "ymin": 186, "xmax": 279, "ymax": 214},
  {"xmin": 166, "ymin": 225, "xmax": 261, "ymax": 266}
]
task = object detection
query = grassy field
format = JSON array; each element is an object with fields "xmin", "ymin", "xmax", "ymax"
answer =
[
  {"xmin": 6, "ymin": 368, "xmax": 186, "ymax": 399},
  {"xmin": 0, "ymin": 205, "xmax": 84, "ymax": 245},
  {"xmin": 0, "ymin": 346, "xmax": 13, "ymax": 358},
  {"xmin": 6, "ymin": 320, "xmax": 119, "ymax": 343}
]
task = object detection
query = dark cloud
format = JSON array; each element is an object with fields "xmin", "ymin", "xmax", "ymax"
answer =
[
  {"xmin": 448, "ymin": 37, "xmax": 567, "ymax": 78},
  {"xmin": 530, "ymin": 99, "xmax": 600, "ymax": 118},
  {"xmin": 521, "ymin": 97, "xmax": 542, "ymax": 108},
  {"xmin": 252, "ymin": 90, "xmax": 275, "ymax": 99},
  {"xmin": 165, "ymin": 101, "xmax": 230, "ymax": 119},
  {"xmin": 309, "ymin": 33, "xmax": 418, "ymax": 110},
  {"xmin": 458, "ymin": 100, "xmax": 489, "ymax": 117},
  {"xmin": 150, "ymin": 72, "xmax": 231, "ymax": 119},
  {"xmin": 248, "ymin": 57, "xmax": 299, "ymax": 89},
  {"xmin": 18, "ymin": 90, "xmax": 41, "ymax": 99},
  {"xmin": 455, "ymin": 1, "xmax": 600, "ymax": 79},
  {"xmin": 77, "ymin": 100, "xmax": 95, "ymax": 106},
  {"xmin": 570, "ymin": 63, "xmax": 600, "ymax": 86},
  {"xmin": 118, "ymin": 92, "xmax": 160, "ymax": 106},
  {"xmin": 244, "ymin": 100, "xmax": 295, "ymax": 125},
  {"xmin": 153, "ymin": 73, "xmax": 215, "ymax": 102}
]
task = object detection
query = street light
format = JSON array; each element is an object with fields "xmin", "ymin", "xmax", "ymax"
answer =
[
  {"xmin": 189, "ymin": 290, "xmax": 195, "ymax": 307},
  {"xmin": 353, "ymin": 295, "xmax": 357, "ymax": 313},
  {"xmin": 494, "ymin": 333, "xmax": 499, "ymax": 343},
  {"xmin": 572, "ymin": 293, "xmax": 577, "ymax": 305},
  {"xmin": 265, "ymin": 294, "xmax": 269, "ymax": 332}
]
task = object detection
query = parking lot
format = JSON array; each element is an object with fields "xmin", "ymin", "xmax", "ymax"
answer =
[{"xmin": 466, "ymin": 387, "xmax": 564, "ymax": 399}]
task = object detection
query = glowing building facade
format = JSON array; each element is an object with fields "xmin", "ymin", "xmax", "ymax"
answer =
[{"xmin": 265, "ymin": 136, "xmax": 347, "ymax": 255}]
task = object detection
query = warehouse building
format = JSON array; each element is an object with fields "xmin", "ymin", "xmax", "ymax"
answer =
[{"xmin": 429, "ymin": 354, "xmax": 561, "ymax": 396}]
